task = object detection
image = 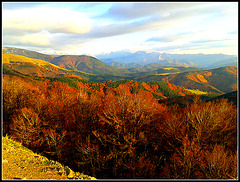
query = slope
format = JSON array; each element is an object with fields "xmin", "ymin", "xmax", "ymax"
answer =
[
  {"xmin": 2, "ymin": 53, "xmax": 83, "ymax": 79},
  {"xmin": 3, "ymin": 46, "xmax": 55, "ymax": 62},
  {"xmin": 206, "ymin": 91, "xmax": 237, "ymax": 105},
  {"xmin": 133, "ymin": 66, "xmax": 237, "ymax": 94},
  {"xmin": 2, "ymin": 135, "xmax": 96, "ymax": 180},
  {"xmin": 50, "ymin": 55, "xmax": 126, "ymax": 75},
  {"xmin": 3, "ymin": 47, "xmax": 127, "ymax": 75}
]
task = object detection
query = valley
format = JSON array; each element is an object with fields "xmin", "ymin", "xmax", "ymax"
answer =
[{"xmin": 3, "ymin": 47, "xmax": 238, "ymax": 95}]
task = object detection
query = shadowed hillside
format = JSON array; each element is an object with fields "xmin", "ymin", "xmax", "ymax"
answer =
[
  {"xmin": 133, "ymin": 66, "xmax": 237, "ymax": 94},
  {"xmin": 50, "ymin": 55, "xmax": 125, "ymax": 75}
]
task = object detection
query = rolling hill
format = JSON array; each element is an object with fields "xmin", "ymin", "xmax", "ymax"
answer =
[
  {"xmin": 50, "ymin": 55, "xmax": 125, "ymax": 75},
  {"xmin": 3, "ymin": 47, "xmax": 55, "ymax": 62},
  {"xmin": 206, "ymin": 91, "xmax": 237, "ymax": 105},
  {"xmin": 132, "ymin": 66, "xmax": 237, "ymax": 94},
  {"xmin": 3, "ymin": 47, "xmax": 127, "ymax": 75},
  {"xmin": 2, "ymin": 53, "xmax": 83, "ymax": 79},
  {"xmin": 2, "ymin": 47, "xmax": 238, "ymax": 94}
]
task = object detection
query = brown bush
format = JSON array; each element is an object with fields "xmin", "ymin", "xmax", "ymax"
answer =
[
  {"xmin": 158, "ymin": 98, "xmax": 237, "ymax": 179},
  {"xmin": 3, "ymin": 76, "xmax": 237, "ymax": 179}
]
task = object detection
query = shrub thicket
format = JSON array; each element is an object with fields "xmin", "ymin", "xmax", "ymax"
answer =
[{"xmin": 3, "ymin": 75, "xmax": 237, "ymax": 179}]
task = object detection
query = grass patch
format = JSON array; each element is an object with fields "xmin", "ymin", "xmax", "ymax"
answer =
[{"xmin": 186, "ymin": 89, "xmax": 208, "ymax": 95}]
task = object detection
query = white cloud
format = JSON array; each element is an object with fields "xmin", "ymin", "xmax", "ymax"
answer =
[
  {"xmin": 3, "ymin": 6, "xmax": 92, "ymax": 34},
  {"xmin": 3, "ymin": 31, "xmax": 50, "ymax": 47},
  {"xmin": 3, "ymin": 6, "xmax": 93, "ymax": 49},
  {"xmin": 2, "ymin": 2, "xmax": 238, "ymax": 55},
  {"xmin": 20, "ymin": 31, "xmax": 51, "ymax": 46}
]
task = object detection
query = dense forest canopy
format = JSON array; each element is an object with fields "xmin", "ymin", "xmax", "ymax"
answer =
[{"xmin": 3, "ymin": 72, "xmax": 237, "ymax": 179}]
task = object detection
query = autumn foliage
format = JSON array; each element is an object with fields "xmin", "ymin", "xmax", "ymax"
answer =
[{"xmin": 3, "ymin": 75, "xmax": 237, "ymax": 179}]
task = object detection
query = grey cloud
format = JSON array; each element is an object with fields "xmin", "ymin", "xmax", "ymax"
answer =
[
  {"xmin": 2, "ymin": 2, "xmax": 48, "ymax": 10},
  {"xmin": 86, "ymin": 8, "xmax": 197, "ymax": 40},
  {"xmin": 3, "ymin": 28, "xmax": 28, "ymax": 36},
  {"xmin": 153, "ymin": 44, "xmax": 204, "ymax": 53},
  {"xmin": 3, "ymin": 2, "xmax": 237, "ymax": 54},
  {"xmin": 190, "ymin": 38, "xmax": 232, "ymax": 44},
  {"xmin": 87, "ymin": 21, "xmax": 147, "ymax": 38},
  {"xmin": 92, "ymin": 5, "xmax": 212, "ymax": 40},
  {"xmin": 73, "ymin": 3, "xmax": 107, "ymax": 9},
  {"xmin": 147, "ymin": 37, "xmax": 177, "ymax": 42},
  {"xmin": 153, "ymin": 38, "xmax": 232, "ymax": 53},
  {"xmin": 104, "ymin": 2, "xmax": 200, "ymax": 20},
  {"xmin": 147, "ymin": 32, "xmax": 192, "ymax": 42}
]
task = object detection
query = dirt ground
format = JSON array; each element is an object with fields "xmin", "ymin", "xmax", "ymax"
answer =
[{"xmin": 2, "ymin": 135, "xmax": 97, "ymax": 180}]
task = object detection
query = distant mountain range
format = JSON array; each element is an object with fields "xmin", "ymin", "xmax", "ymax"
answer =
[
  {"xmin": 2, "ymin": 47, "xmax": 238, "ymax": 94},
  {"xmin": 96, "ymin": 50, "xmax": 237, "ymax": 68}
]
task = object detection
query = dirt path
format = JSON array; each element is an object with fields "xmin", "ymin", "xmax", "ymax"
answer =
[{"xmin": 2, "ymin": 135, "xmax": 97, "ymax": 180}]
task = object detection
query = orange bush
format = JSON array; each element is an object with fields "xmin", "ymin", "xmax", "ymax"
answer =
[{"xmin": 3, "ymin": 75, "xmax": 237, "ymax": 179}]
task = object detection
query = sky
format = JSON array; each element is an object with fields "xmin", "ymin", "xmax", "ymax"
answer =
[{"xmin": 2, "ymin": 2, "xmax": 238, "ymax": 56}]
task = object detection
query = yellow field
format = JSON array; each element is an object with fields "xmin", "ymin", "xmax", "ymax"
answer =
[
  {"xmin": 155, "ymin": 72, "xmax": 180, "ymax": 76},
  {"xmin": 2, "ymin": 53, "xmax": 66, "ymax": 70},
  {"xmin": 163, "ymin": 68, "xmax": 178, "ymax": 70},
  {"xmin": 186, "ymin": 89, "xmax": 208, "ymax": 95}
]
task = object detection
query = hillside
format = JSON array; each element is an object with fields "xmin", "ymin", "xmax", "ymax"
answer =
[
  {"xmin": 206, "ymin": 66, "xmax": 238, "ymax": 93},
  {"xmin": 50, "ymin": 55, "xmax": 125, "ymax": 75},
  {"xmin": 2, "ymin": 53, "xmax": 84, "ymax": 79},
  {"xmin": 3, "ymin": 47, "xmax": 128, "ymax": 75},
  {"xmin": 133, "ymin": 66, "xmax": 237, "ymax": 94},
  {"xmin": 2, "ymin": 48, "xmax": 237, "ymax": 94},
  {"xmin": 125, "ymin": 66, "xmax": 204, "ymax": 77},
  {"xmin": 3, "ymin": 72, "xmax": 237, "ymax": 179},
  {"xmin": 2, "ymin": 135, "xmax": 96, "ymax": 180},
  {"xmin": 206, "ymin": 91, "xmax": 237, "ymax": 105},
  {"xmin": 3, "ymin": 46, "xmax": 55, "ymax": 62}
]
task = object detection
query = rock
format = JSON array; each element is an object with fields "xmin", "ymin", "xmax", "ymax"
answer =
[{"xmin": 64, "ymin": 166, "xmax": 75, "ymax": 178}]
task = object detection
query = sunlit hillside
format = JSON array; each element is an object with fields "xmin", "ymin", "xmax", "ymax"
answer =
[{"xmin": 3, "ymin": 53, "xmax": 83, "ymax": 78}]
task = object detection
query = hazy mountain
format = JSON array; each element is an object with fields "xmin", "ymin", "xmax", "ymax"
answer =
[
  {"xmin": 102, "ymin": 59, "xmax": 144, "ymax": 68},
  {"xmin": 96, "ymin": 51, "xmax": 237, "ymax": 68},
  {"xmin": 98, "ymin": 51, "xmax": 193, "ymax": 67},
  {"xmin": 164, "ymin": 53, "xmax": 238, "ymax": 68},
  {"xmin": 208, "ymin": 57, "xmax": 238, "ymax": 69}
]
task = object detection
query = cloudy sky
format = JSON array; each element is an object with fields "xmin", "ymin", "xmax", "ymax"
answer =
[{"xmin": 2, "ymin": 2, "xmax": 238, "ymax": 56}]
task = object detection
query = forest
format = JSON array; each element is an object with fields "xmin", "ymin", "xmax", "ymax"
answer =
[
  {"xmin": 3, "ymin": 73, "xmax": 237, "ymax": 179},
  {"xmin": 2, "ymin": 1, "xmax": 238, "ymax": 179}
]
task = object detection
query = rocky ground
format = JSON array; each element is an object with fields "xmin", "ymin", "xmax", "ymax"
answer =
[{"xmin": 2, "ymin": 135, "xmax": 97, "ymax": 180}]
